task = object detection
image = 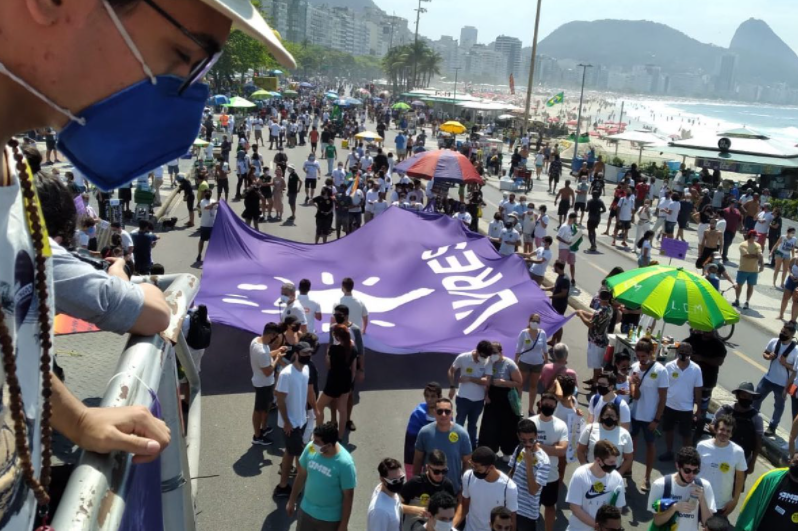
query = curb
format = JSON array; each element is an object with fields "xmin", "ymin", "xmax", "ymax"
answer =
[{"xmin": 477, "ymin": 215, "xmax": 789, "ymax": 468}]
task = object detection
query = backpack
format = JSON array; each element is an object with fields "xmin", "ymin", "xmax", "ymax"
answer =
[
  {"xmin": 590, "ymin": 394, "xmax": 623, "ymax": 415},
  {"xmin": 186, "ymin": 307, "xmax": 212, "ymax": 350},
  {"xmin": 729, "ymin": 407, "xmax": 758, "ymax": 459},
  {"xmin": 648, "ymin": 474, "xmax": 704, "ymax": 531}
]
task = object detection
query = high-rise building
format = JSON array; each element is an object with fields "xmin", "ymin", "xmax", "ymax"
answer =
[
  {"xmin": 716, "ymin": 53, "xmax": 737, "ymax": 95},
  {"xmin": 493, "ymin": 35, "xmax": 522, "ymax": 79},
  {"xmin": 460, "ymin": 26, "xmax": 478, "ymax": 50}
]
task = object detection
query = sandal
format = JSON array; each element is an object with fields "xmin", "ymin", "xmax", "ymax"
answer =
[
  {"xmin": 346, "ymin": 420, "xmax": 357, "ymax": 432},
  {"xmin": 640, "ymin": 479, "xmax": 651, "ymax": 493}
]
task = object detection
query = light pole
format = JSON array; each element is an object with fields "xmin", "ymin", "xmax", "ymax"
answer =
[
  {"xmin": 412, "ymin": 0, "xmax": 431, "ymax": 90},
  {"xmin": 521, "ymin": 0, "xmax": 543, "ymax": 139},
  {"xmin": 572, "ymin": 63, "xmax": 593, "ymax": 167},
  {"xmin": 451, "ymin": 66, "xmax": 461, "ymax": 119}
]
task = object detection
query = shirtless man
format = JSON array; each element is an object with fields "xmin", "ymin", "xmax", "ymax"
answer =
[
  {"xmin": 554, "ymin": 180, "xmax": 575, "ymax": 228},
  {"xmin": 696, "ymin": 219, "xmax": 723, "ymax": 270}
]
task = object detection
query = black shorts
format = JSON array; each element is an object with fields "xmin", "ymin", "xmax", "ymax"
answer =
[
  {"xmin": 254, "ymin": 384, "xmax": 274, "ymax": 412},
  {"xmin": 45, "ymin": 138, "xmax": 56, "ymax": 150},
  {"xmin": 540, "ymin": 480, "xmax": 559, "ymax": 507},
  {"xmin": 288, "ymin": 193, "xmax": 297, "ymax": 208},
  {"xmin": 200, "ymin": 226, "xmax": 213, "ymax": 241},
  {"xmin": 608, "ymin": 208, "xmax": 618, "ymax": 219},
  {"xmin": 284, "ymin": 422, "xmax": 307, "ymax": 456},
  {"xmin": 118, "ymin": 188, "xmax": 132, "ymax": 202},
  {"xmin": 305, "ymin": 178, "xmax": 317, "ymax": 189},
  {"xmin": 574, "ymin": 202, "xmax": 586, "ymax": 213},
  {"xmin": 186, "ymin": 197, "xmax": 195, "ymax": 212},
  {"xmin": 618, "ymin": 220, "xmax": 632, "ymax": 230},
  {"xmin": 678, "ymin": 218, "xmax": 689, "ymax": 229},
  {"xmin": 661, "ymin": 406, "xmax": 694, "ymax": 437},
  {"xmin": 557, "ymin": 201, "xmax": 570, "ymax": 216}
]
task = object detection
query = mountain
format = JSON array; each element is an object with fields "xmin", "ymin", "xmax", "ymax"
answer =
[
  {"xmin": 537, "ymin": 18, "xmax": 798, "ymax": 86},
  {"xmin": 306, "ymin": 0, "xmax": 379, "ymax": 11},
  {"xmin": 729, "ymin": 18, "xmax": 798, "ymax": 84},
  {"xmin": 537, "ymin": 20, "xmax": 723, "ymax": 73}
]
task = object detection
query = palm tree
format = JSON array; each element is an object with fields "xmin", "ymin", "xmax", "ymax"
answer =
[{"xmin": 420, "ymin": 49, "xmax": 442, "ymax": 87}]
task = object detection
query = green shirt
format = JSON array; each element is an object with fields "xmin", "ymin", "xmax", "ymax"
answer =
[
  {"xmin": 299, "ymin": 443, "xmax": 357, "ymax": 522},
  {"xmin": 325, "ymin": 144, "xmax": 337, "ymax": 159}
]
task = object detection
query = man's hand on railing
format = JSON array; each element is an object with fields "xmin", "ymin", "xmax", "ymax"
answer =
[{"xmin": 74, "ymin": 405, "xmax": 172, "ymax": 464}]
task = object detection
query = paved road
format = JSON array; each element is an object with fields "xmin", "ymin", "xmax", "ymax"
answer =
[{"xmin": 142, "ymin": 120, "xmax": 775, "ymax": 531}]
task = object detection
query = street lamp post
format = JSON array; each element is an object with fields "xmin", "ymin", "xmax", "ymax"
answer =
[
  {"xmin": 521, "ymin": 0, "xmax": 543, "ymax": 140},
  {"xmin": 572, "ymin": 63, "xmax": 593, "ymax": 168},
  {"xmin": 412, "ymin": 0, "xmax": 431, "ymax": 90},
  {"xmin": 452, "ymin": 66, "xmax": 461, "ymax": 120}
]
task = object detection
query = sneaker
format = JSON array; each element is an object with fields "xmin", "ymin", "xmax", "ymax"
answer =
[
  {"xmin": 260, "ymin": 426, "xmax": 274, "ymax": 437},
  {"xmin": 658, "ymin": 451, "xmax": 674, "ymax": 462},
  {"xmin": 500, "ymin": 455, "xmax": 511, "ymax": 464},
  {"xmin": 743, "ymin": 301, "xmax": 749, "ymax": 310},
  {"xmin": 764, "ymin": 426, "xmax": 776, "ymax": 437},
  {"xmin": 251, "ymin": 435, "xmax": 271, "ymax": 446},
  {"xmin": 196, "ymin": 255, "xmax": 202, "ymax": 262},
  {"xmin": 732, "ymin": 300, "xmax": 740, "ymax": 307},
  {"xmin": 272, "ymin": 484, "xmax": 292, "ymax": 498}
]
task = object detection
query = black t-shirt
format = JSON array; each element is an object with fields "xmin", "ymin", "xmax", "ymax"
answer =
[
  {"xmin": 287, "ymin": 173, "xmax": 301, "ymax": 194},
  {"xmin": 683, "ymin": 334, "xmax": 727, "ymax": 388},
  {"xmin": 586, "ymin": 198, "xmax": 606, "ymax": 221},
  {"xmin": 552, "ymin": 274, "xmax": 571, "ymax": 314},
  {"xmin": 373, "ymin": 154, "xmax": 388, "ymax": 172},
  {"xmin": 313, "ymin": 196, "xmax": 333, "ymax": 216},
  {"xmin": 321, "ymin": 130, "xmax": 331, "ymax": 143},
  {"xmin": 306, "ymin": 361, "xmax": 319, "ymax": 410},
  {"xmin": 400, "ymin": 473, "xmax": 456, "ymax": 507},
  {"xmin": 759, "ymin": 474, "xmax": 798, "ymax": 529},
  {"xmin": 770, "ymin": 215, "xmax": 783, "ymax": 239}
]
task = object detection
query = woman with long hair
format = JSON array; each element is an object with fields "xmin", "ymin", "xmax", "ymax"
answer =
[
  {"xmin": 317, "ymin": 325, "xmax": 357, "ymax": 439},
  {"xmin": 778, "ymin": 257, "xmax": 798, "ymax": 322},
  {"xmin": 477, "ymin": 342, "xmax": 523, "ymax": 461},
  {"xmin": 637, "ymin": 230, "xmax": 654, "ymax": 268},
  {"xmin": 516, "ymin": 313, "xmax": 548, "ymax": 416},
  {"xmin": 771, "ymin": 227, "xmax": 797, "ymax": 288}
]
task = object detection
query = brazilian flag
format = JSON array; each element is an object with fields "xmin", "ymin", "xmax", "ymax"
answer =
[{"xmin": 546, "ymin": 92, "xmax": 564, "ymax": 107}]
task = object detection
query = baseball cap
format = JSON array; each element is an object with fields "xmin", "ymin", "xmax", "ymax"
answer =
[
  {"xmin": 747, "ymin": 230, "xmax": 757, "ymax": 238},
  {"xmin": 198, "ymin": 0, "xmax": 296, "ymax": 68}
]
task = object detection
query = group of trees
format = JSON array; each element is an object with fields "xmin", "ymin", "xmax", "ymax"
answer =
[
  {"xmin": 381, "ymin": 42, "xmax": 442, "ymax": 93},
  {"xmin": 207, "ymin": 30, "xmax": 384, "ymax": 93}
]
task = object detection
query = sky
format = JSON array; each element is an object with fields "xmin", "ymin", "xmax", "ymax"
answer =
[{"xmin": 374, "ymin": 0, "xmax": 798, "ymax": 54}]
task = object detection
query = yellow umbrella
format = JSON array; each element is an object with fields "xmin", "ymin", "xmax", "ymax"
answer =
[
  {"xmin": 439, "ymin": 121, "xmax": 467, "ymax": 135},
  {"xmin": 251, "ymin": 89, "xmax": 272, "ymax": 99},
  {"xmin": 355, "ymin": 131, "xmax": 383, "ymax": 142}
]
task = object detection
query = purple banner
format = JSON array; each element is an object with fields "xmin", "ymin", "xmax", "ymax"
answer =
[
  {"xmin": 661, "ymin": 237, "xmax": 689, "ymax": 261},
  {"xmin": 197, "ymin": 202, "xmax": 570, "ymax": 355}
]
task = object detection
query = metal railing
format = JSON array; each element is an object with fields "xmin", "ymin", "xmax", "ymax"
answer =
[{"xmin": 51, "ymin": 274, "xmax": 202, "ymax": 531}]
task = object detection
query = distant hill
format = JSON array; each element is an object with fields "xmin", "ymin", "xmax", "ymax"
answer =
[
  {"xmin": 537, "ymin": 18, "xmax": 798, "ymax": 86},
  {"xmin": 729, "ymin": 18, "xmax": 798, "ymax": 84},
  {"xmin": 306, "ymin": 0, "xmax": 379, "ymax": 11}
]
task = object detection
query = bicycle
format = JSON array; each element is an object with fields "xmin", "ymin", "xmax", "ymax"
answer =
[{"xmin": 715, "ymin": 285, "xmax": 737, "ymax": 342}]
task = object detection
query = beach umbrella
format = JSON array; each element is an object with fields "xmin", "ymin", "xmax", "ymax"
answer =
[
  {"xmin": 439, "ymin": 121, "xmax": 467, "ymax": 135},
  {"xmin": 497, "ymin": 114, "xmax": 515, "ymax": 121},
  {"xmin": 325, "ymin": 92, "xmax": 339, "ymax": 100},
  {"xmin": 605, "ymin": 265, "xmax": 739, "ymax": 332},
  {"xmin": 392, "ymin": 102, "xmax": 411, "ymax": 111},
  {"xmin": 250, "ymin": 89, "xmax": 272, "ymax": 99},
  {"xmin": 411, "ymin": 100, "xmax": 426, "ymax": 107},
  {"xmin": 355, "ymin": 131, "xmax": 383, "ymax": 142},
  {"xmin": 299, "ymin": 82, "xmax": 314, "ymax": 88},
  {"xmin": 346, "ymin": 97, "xmax": 363, "ymax": 105},
  {"xmin": 282, "ymin": 89, "xmax": 298, "ymax": 96},
  {"xmin": 223, "ymin": 96, "xmax": 256, "ymax": 108},
  {"xmin": 268, "ymin": 69, "xmax": 284, "ymax": 75},
  {"xmin": 394, "ymin": 150, "xmax": 483, "ymax": 185},
  {"xmin": 334, "ymin": 99, "xmax": 351, "ymax": 107}
]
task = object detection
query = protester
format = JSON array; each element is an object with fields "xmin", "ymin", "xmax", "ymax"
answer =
[
  {"xmin": 734, "ymin": 451, "xmax": 798, "ymax": 531},
  {"xmin": 752, "ymin": 321, "xmax": 797, "ymax": 436},
  {"xmin": 659, "ymin": 343, "xmax": 703, "ymax": 461},
  {"xmin": 734, "ymin": 230, "xmax": 764, "ymax": 309},
  {"xmin": 367, "ymin": 458, "xmax": 405, "ymax": 531},
  {"xmin": 404, "ymin": 383, "xmax": 443, "ymax": 477},
  {"xmin": 515, "ymin": 314, "xmax": 548, "ymax": 417},
  {"xmin": 478, "ymin": 343, "xmax": 523, "ymax": 460},
  {"xmin": 577, "ymin": 402, "xmax": 634, "ymax": 474},
  {"xmin": 649, "ymin": 446, "xmax": 716, "ymax": 531},
  {"xmin": 448, "ymin": 341, "xmax": 493, "ymax": 450},
  {"xmin": 567, "ymin": 440, "xmax": 626, "ymax": 531},
  {"xmin": 455, "ymin": 446, "xmax": 519, "ymax": 531},
  {"xmin": 712, "ymin": 382, "xmax": 763, "ymax": 477},
  {"xmin": 532, "ymin": 393, "xmax": 569, "ymax": 531},
  {"xmin": 508, "ymin": 419, "xmax": 550, "ymax": 531},
  {"xmin": 413, "ymin": 397, "xmax": 472, "ymax": 492},
  {"xmin": 696, "ymin": 415, "xmax": 747, "ymax": 517}
]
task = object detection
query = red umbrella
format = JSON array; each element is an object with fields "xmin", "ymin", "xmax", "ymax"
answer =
[
  {"xmin": 394, "ymin": 149, "xmax": 484, "ymax": 185},
  {"xmin": 566, "ymin": 119, "xmax": 578, "ymax": 126}
]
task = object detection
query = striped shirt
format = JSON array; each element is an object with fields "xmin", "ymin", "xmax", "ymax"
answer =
[{"xmin": 509, "ymin": 446, "xmax": 550, "ymax": 520}]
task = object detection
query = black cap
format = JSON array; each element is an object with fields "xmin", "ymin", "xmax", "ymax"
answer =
[
  {"xmin": 731, "ymin": 382, "xmax": 760, "ymax": 397},
  {"xmin": 295, "ymin": 341, "xmax": 312, "ymax": 353}
]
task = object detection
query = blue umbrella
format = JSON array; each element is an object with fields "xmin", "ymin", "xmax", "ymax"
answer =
[
  {"xmin": 346, "ymin": 97, "xmax": 363, "ymax": 105},
  {"xmin": 334, "ymin": 99, "xmax": 351, "ymax": 107},
  {"xmin": 269, "ymin": 69, "xmax": 284, "ymax": 75},
  {"xmin": 299, "ymin": 82, "xmax": 314, "ymax": 88}
]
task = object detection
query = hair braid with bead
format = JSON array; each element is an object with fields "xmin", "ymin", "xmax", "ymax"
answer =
[{"xmin": 1, "ymin": 139, "xmax": 53, "ymax": 507}]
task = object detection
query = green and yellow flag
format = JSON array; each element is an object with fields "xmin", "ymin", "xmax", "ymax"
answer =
[{"xmin": 546, "ymin": 92, "xmax": 564, "ymax": 107}]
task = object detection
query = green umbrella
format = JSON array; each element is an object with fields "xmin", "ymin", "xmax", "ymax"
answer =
[
  {"xmin": 250, "ymin": 89, "xmax": 272, "ymax": 99},
  {"xmin": 223, "ymin": 96, "xmax": 256, "ymax": 108},
  {"xmin": 392, "ymin": 102, "xmax": 411, "ymax": 111},
  {"xmin": 605, "ymin": 265, "xmax": 739, "ymax": 331},
  {"xmin": 282, "ymin": 89, "xmax": 298, "ymax": 96}
]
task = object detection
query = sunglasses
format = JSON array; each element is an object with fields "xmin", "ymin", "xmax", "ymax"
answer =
[
  {"xmin": 141, "ymin": 0, "xmax": 223, "ymax": 94},
  {"xmin": 436, "ymin": 408, "xmax": 452, "ymax": 416},
  {"xmin": 384, "ymin": 475, "xmax": 406, "ymax": 485},
  {"xmin": 428, "ymin": 467, "xmax": 449, "ymax": 475},
  {"xmin": 681, "ymin": 466, "xmax": 700, "ymax": 475}
]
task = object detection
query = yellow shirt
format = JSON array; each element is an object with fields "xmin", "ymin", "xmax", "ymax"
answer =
[
  {"xmin": 738, "ymin": 240, "xmax": 761, "ymax": 273},
  {"xmin": 198, "ymin": 181, "xmax": 210, "ymax": 198}
]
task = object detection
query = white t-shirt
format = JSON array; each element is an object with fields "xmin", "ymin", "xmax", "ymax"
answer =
[
  {"xmin": 374, "ymin": 201, "xmax": 389, "ymax": 216},
  {"xmin": 557, "ymin": 224, "xmax": 572, "ymax": 250},
  {"xmin": 696, "ymin": 439, "xmax": 747, "ymax": 508},
  {"xmin": 338, "ymin": 294, "xmax": 368, "ymax": 330},
  {"xmin": 274, "ymin": 363, "xmax": 309, "ymax": 429},
  {"xmin": 754, "ymin": 211, "xmax": 773, "ymax": 234},
  {"xmin": 588, "ymin": 394, "xmax": 631, "ymax": 425},
  {"xmin": 666, "ymin": 200, "xmax": 681, "ymax": 223},
  {"xmin": 452, "ymin": 352, "xmax": 491, "ymax": 402},
  {"xmin": 199, "ymin": 198, "xmax": 217, "ymax": 228},
  {"xmin": 529, "ymin": 247, "xmax": 552, "ymax": 277},
  {"xmin": 531, "ymin": 415, "xmax": 569, "ymax": 482},
  {"xmin": 516, "ymin": 329, "xmax": 548, "ymax": 365},
  {"xmin": 566, "ymin": 464, "xmax": 626, "ymax": 531},
  {"xmin": 617, "ymin": 196, "xmax": 634, "ymax": 221},
  {"xmin": 461, "ymin": 470, "xmax": 519, "ymax": 531},
  {"xmin": 522, "ymin": 212, "xmax": 537, "ymax": 234},
  {"xmin": 249, "ymin": 338, "xmax": 275, "ymax": 387},
  {"xmin": 365, "ymin": 190, "xmax": 380, "ymax": 213},
  {"xmin": 499, "ymin": 228, "xmax": 521, "ymax": 256},
  {"xmin": 763, "ymin": 338, "xmax": 797, "ymax": 385},
  {"xmin": 269, "ymin": 122, "xmax": 281, "ymax": 136},
  {"xmin": 578, "ymin": 424, "xmax": 633, "ymax": 462},
  {"xmin": 303, "ymin": 160, "xmax": 321, "ymax": 180},
  {"xmin": 648, "ymin": 475, "xmax": 717, "ymax": 531},
  {"xmin": 281, "ymin": 299, "xmax": 308, "ymax": 326},
  {"xmin": 534, "ymin": 214, "xmax": 549, "ymax": 238},
  {"xmin": 657, "ymin": 198, "xmax": 670, "ymax": 218},
  {"xmin": 297, "ymin": 294, "xmax": 321, "ymax": 334},
  {"xmin": 367, "ymin": 485, "xmax": 402, "ymax": 531},
  {"xmin": 488, "ymin": 220, "xmax": 504, "ymax": 239},
  {"xmin": 117, "ymin": 229, "xmax": 134, "ymax": 250},
  {"xmin": 630, "ymin": 361, "xmax": 669, "ymax": 422},
  {"xmin": 0, "ymin": 153, "xmax": 52, "ymax": 530},
  {"xmin": 664, "ymin": 360, "xmax": 704, "ymax": 411}
]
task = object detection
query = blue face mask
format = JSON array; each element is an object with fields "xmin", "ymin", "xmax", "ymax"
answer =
[{"xmin": 0, "ymin": 0, "xmax": 208, "ymax": 191}]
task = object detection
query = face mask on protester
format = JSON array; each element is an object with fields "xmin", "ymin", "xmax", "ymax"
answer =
[
  {"xmin": 0, "ymin": 1, "xmax": 211, "ymax": 191},
  {"xmin": 434, "ymin": 520, "xmax": 453, "ymax": 531},
  {"xmin": 472, "ymin": 468, "xmax": 489, "ymax": 480},
  {"xmin": 599, "ymin": 460, "xmax": 616, "ymax": 473},
  {"xmin": 279, "ymin": 295, "xmax": 290, "ymax": 303},
  {"xmin": 596, "ymin": 385, "xmax": 611, "ymax": 396},
  {"xmin": 529, "ymin": 321, "xmax": 539, "ymax": 331},
  {"xmin": 297, "ymin": 354, "xmax": 312, "ymax": 365},
  {"xmin": 601, "ymin": 417, "xmax": 618, "ymax": 428},
  {"xmin": 334, "ymin": 314, "xmax": 346, "ymax": 325},
  {"xmin": 780, "ymin": 333, "xmax": 791, "ymax": 343},
  {"xmin": 490, "ymin": 354, "xmax": 501, "ymax": 363},
  {"xmin": 540, "ymin": 404, "xmax": 556, "ymax": 417},
  {"xmin": 737, "ymin": 398, "xmax": 753, "ymax": 409}
]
